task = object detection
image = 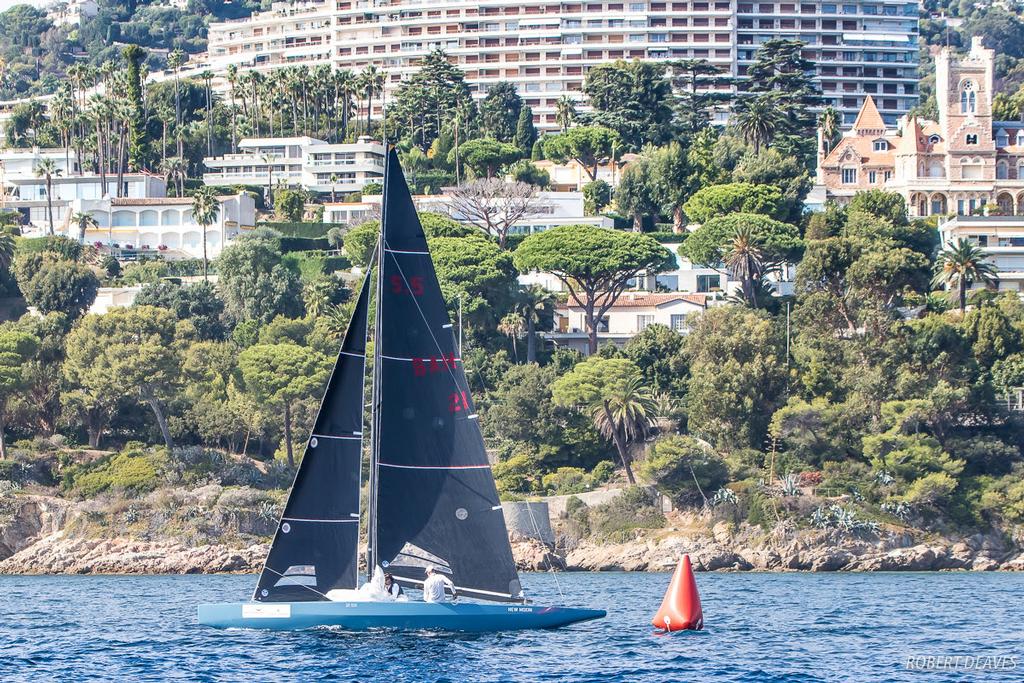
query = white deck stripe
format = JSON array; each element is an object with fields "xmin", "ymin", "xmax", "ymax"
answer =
[
  {"xmin": 282, "ymin": 517, "xmax": 359, "ymax": 523},
  {"xmin": 339, "ymin": 350, "xmax": 365, "ymax": 358},
  {"xmin": 384, "ymin": 248, "xmax": 429, "ymax": 255},
  {"xmin": 377, "ymin": 462, "xmax": 491, "ymax": 470},
  {"xmin": 311, "ymin": 433, "xmax": 361, "ymax": 441}
]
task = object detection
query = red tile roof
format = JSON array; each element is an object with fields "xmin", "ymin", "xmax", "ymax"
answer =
[{"xmin": 563, "ymin": 292, "xmax": 710, "ymax": 309}]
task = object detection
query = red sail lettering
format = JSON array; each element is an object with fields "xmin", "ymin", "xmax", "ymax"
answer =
[
  {"xmin": 448, "ymin": 391, "xmax": 470, "ymax": 413},
  {"xmin": 411, "ymin": 358, "xmax": 427, "ymax": 377},
  {"xmin": 389, "ymin": 274, "xmax": 425, "ymax": 296}
]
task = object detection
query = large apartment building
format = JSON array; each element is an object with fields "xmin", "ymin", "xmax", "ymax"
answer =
[
  {"xmin": 207, "ymin": 0, "xmax": 920, "ymax": 131},
  {"xmin": 203, "ymin": 136, "xmax": 385, "ymax": 194}
]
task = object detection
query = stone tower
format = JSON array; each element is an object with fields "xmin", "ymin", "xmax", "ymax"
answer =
[{"xmin": 935, "ymin": 37, "xmax": 996, "ymax": 181}]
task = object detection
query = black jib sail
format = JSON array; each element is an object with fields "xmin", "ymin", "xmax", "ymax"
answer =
[
  {"xmin": 253, "ymin": 274, "xmax": 371, "ymax": 602},
  {"xmin": 369, "ymin": 150, "xmax": 524, "ymax": 603}
]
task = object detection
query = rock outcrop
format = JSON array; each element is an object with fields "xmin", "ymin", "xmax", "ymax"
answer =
[{"xmin": 0, "ymin": 532, "xmax": 268, "ymax": 574}]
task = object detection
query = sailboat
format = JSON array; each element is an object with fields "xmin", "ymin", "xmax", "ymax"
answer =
[{"xmin": 198, "ymin": 150, "xmax": 605, "ymax": 632}]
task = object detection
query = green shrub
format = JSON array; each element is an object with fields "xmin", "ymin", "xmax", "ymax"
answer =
[
  {"xmin": 493, "ymin": 453, "xmax": 537, "ymax": 496},
  {"xmin": 640, "ymin": 435, "xmax": 729, "ymax": 505},
  {"xmin": 590, "ymin": 460, "xmax": 616, "ymax": 485},
  {"xmin": 68, "ymin": 448, "xmax": 167, "ymax": 497},
  {"xmin": 259, "ymin": 222, "xmax": 347, "ymax": 239},
  {"xmin": 587, "ymin": 487, "xmax": 666, "ymax": 542},
  {"xmin": 323, "ymin": 255, "xmax": 351, "ymax": 272},
  {"xmin": 542, "ymin": 467, "xmax": 590, "ymax": 495},
  {"xmin": 746, "ymin": 490, "xmax": 771, "ymax": 530},
  {"xmin": 279, "ymin": 236, "xmax": 330, "ymax": 252}
]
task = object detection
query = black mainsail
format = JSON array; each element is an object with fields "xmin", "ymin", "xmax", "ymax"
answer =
[
  {"xmin": 369, "ymin": 151, "xmax": 523, "ymax": 603},
  {"xmin": 253, "ymin": 274, "xmax": 371, "ymax": 602}
]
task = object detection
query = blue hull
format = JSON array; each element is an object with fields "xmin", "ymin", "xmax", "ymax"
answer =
[{"xmin": 197, "ymin": 601, "xmax": 605, "ymax": 632}]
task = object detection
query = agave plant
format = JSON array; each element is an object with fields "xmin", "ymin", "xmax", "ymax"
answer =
[
  {"xmin": 810, "ymin": 505, "xmax": 830, "ymax": 529},
  {"xmin": 257, "ymin": 500, "xmax": 280, "ymax": 524},
  {"xmin": 881, "ymin": 501, "xmax": 912, "ymax": 521},
  {"xmin": 780, "ymin": 473, "xmax": 801, "ymax": 497},
  {"xmin": 711, "ymin": 487, "xmax": 738, "ymax": 507}
]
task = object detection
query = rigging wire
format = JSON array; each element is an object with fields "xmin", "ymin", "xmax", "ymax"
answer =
[{"xmin": 525, "ymin": 500, "xmax": 565, "ymax": 603}]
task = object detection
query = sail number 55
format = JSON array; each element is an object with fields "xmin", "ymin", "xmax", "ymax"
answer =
[{"xmin": 390, "ymin": 275, "xmax": 424, "ymax": 296}]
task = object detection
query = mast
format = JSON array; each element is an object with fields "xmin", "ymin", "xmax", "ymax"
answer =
[{"xmin": 367, "ymin": 141, "xmax": 390, "ymax": 574}]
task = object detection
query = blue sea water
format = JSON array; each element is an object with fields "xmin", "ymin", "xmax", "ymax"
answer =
[{"xmin": 2, "ymin": 572, "xmax": 1023, "ymax": 682}]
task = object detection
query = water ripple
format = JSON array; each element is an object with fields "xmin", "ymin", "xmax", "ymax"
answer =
[{"xmin": 2, "ymin": 572, "xmax": 1023, "ymax": 682}]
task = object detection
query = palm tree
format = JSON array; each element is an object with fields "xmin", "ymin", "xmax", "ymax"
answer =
[
  {"xmin": 732, "ymin": 94, "xmax": 784, "ymax": 154},
  {"xmin": 34, "ymin": 159, "xmax": 61, "ymax": 235},
  {"xmin": 555, "ymin": 95, "xmax": 576, "ymax": 133},
  {"xmin": 329, "ymin": 173, "xmax": 339, "ymax": 203},
  {"xmin": 0, "ymin": 232, "xmax": 15, "ymax": 273},
  {"xmin": 516, "ymin": 284, "xmax": 555, "ymax": 364},
  {"xmin": 360, "ymin": 66, "xmax": 385, "ymax": 137},
  {"xmin": 336, "ymin": 70, "xmax": 356, "ymax": 141},
  {"xmin": 725, "ymin": 224, "xmax": 765, "ymax": 308},
  {"xmin": 88, "ymin": 94, "xmax": 109, "ymax": 191},
  {"xmin": 71, "ymin": 211, "xmax": 98, "ymax": 244},
  {"xmin": 498, "ymin": 312, "xmax": 526, "ymax": 362},
  {"xmin": 589, "ymin": 375, "xmax": 657, "ymax": 485},
  {"xmin": 303, "ymin": 278, "xmax": 336, "ymax": 317},
  {"xmin": 161, "ymin": 156, "xmax": 187, "ymax": 198},
  {"xmin": 191, "ymin": 186, "xmax": 220, "ymax": 282},
  {"xmin": 201, "ymin": 70, "xmax": 215, "ymax": 156},
  {"xmin": 260, "ymin": 152, "xmax": 276, "ymax": 209},
  {"xmin": 818, "ymin": 106, "xmax": 841, "ymax": 155},
  {"xmin": 167, "ymin": 49, "xmax": 186, "ymax": 158},
  {"xmin": 932, "ymin": 238, "xmax": 998, "ymax": 313},
  {"xmin": 226, "ymin": 64, "xmax": 239, "ymax": 152}
]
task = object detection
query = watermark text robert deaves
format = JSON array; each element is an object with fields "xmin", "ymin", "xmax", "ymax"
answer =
[{"xmin": 906, "ymin": 655, "xmax": 1017, "ymax": 671}]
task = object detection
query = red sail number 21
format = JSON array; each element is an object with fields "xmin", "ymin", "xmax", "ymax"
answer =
[{"xmin": 448, "ymin": 391, "xmax": 470, "ymax": 413}]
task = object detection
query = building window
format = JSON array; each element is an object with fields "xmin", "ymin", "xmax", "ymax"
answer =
[
  {"xmin": 636, "ymin": 314, "xmax": 655, "ymax": 330},
  {"xmin": 873, "ymin": 140, "xmax": 887, "ymax": 151},
  {"xmin": 841, "ymin": 167, "xmax": 857, "ymax": 184},
  {"xmin": 929, "ymin": 134, "xmax": 941, "ymax": 144},
  {"xmin": 996, "ymin": 130, "xmax": 1009, "ymax": 147},
  {"xmin": 868, "ymin": 171, "xmax": 877, "ymax": 183},
  {"xmin": 997, "ymin": 162, "xmax": 1008, "ymax": 180},
  {"xmin": 960, "ymin": 81, "xmax": 976, "ymax": 114},
  {"xmin": 670, "ymin": 314, "xmax": 687, "ymax": 332},
  {"xmin": 697, "ymin": 274, "xmax": 720, "ymax": 292}
]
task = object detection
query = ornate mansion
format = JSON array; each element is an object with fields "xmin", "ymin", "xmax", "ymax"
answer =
[{"xmin": 817, "ymin": 38, "xmax": 1024, "ymax": 218}]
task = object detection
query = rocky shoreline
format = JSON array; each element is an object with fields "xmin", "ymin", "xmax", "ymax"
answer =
[{"xmin": 2, "ymin": 495, "xmax": 1022, "ymax": 575}]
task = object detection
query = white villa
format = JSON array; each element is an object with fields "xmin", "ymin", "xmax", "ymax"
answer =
[
  {"xmin": 550, "ymin": 292, "xmax": 712, "ymax": 353},
  {"xmin": 67, "ymin": 194, "xmax": 256, "ymax": 260},
  {"xmin": 203, "ymin": 136, "xmax": 385, "ymax": 196},
  {"xmin": 0, "ymin": 147, "xmax": 166, "ymax": 232},
  {"xmin": 938, "ymin": 215, "xmax": 1024, "ymax": 296},
  {"xmin": 325, "ymin": 189, "xmax": 610, "ymax": 235}
]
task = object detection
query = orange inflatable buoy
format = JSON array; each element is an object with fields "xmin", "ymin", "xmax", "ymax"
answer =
[{"xmin": 651, "ymin": 555, "xmax": 703, "ymax": 632}]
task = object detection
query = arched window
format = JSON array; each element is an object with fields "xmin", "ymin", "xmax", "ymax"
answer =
[{"xmin": 960, "ymin": 81, "xmax": 977, "ymax": 114}]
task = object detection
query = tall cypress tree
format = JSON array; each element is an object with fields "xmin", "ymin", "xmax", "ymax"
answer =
[
  {"xmin": 123, "ymin": 44, "xmax": 150, "ymax": 171},
  {"xmin": 514, "ymin": 106, "xmax": 537, "ymax": 156}
]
